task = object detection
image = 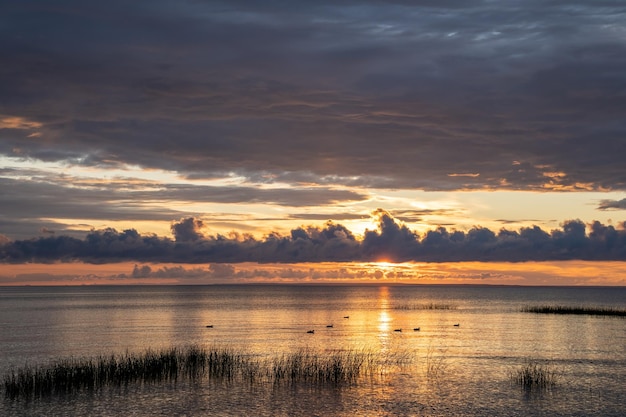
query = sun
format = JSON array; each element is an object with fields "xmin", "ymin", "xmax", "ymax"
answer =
[
  {"xmin": 374, "ymin": 260, "xmax": 396, "ymax": 269},
  {"xmin": 365, "ymin": 261, "xmax": 401, "ymax": 279}
]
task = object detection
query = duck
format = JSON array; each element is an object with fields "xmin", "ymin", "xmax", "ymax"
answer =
[
  {"xmin": 205, "ymin": 325, "xmax": 213, "ymax": 328},
  {"xmin": 326, "ymin": 324, "xmax": 334, "ymax": 328},
  {"xmin": 307, "ymin": 330, "xmax": 315, "ymax": 334},
  {"xmin": 453, "ymin": 323, "xmax": 460, "ymax": 327},
  {"xmin": 413, "ymin": 327, "xmax": 420, "ymax": 331},
  {"xmin": 394, "ymin": 328, "xmax": 402, "ymax": 332}
]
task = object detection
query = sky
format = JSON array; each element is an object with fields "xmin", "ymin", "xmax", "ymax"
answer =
[{"xmin": 1, "ymin": 1, "xmax": 626, "ymax": 285}]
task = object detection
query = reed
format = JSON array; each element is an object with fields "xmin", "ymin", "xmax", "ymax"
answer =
[
  {"xmin": 511, "ymin": 361, "xmax": 558, "ymax": 390},
  {"xmin": 425, "ymin": 345, "xmax": 447, "ymax": 380},
  {"xmin": 3, "ymin": 347, "xmax": 188, "ymax": 399},
  {"xmin": 521, "ymin": 305, "xmax": 626, "ymax": 317},
  {"xmin": 3, "ymin": 346, "xmax": 408, "ymax": 399},
  {"xmin": 267, "ymin": 349, "xmax": 373, "ymax": 385}
]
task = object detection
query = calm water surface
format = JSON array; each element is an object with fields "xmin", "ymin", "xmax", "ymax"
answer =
[{"xmin": 1, "ymin": 284, "xmax": 625, "ymax": 416}]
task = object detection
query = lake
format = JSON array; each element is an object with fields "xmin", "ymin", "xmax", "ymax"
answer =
[{"xmin": 1, "ymin": 284, "xmax": 625, "ymax": 416}]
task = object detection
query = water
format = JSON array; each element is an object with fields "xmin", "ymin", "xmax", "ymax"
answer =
[{"xmin": 1, "ymin": 284, "xmax": 625, "ymax": 416}]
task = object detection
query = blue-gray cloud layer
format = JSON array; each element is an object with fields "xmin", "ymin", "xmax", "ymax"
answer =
[
  {"xmin": 2, "ymin": 211, "xmax": 625, "ymax": 263},
  {"xmin": 1, "ymin": 1, "xmax": 625, "ymax": 190},
  {"xmin": 0, "ymin": 172, "xmax": 366, "ymax": 239}
]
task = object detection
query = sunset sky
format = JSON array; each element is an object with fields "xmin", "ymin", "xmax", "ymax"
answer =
[{"xmin": 1, "ymin": 1, "xmax": 626, "ymax": 285}]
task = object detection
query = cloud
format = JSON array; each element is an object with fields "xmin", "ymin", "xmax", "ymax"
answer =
[
  {"xmin": 0, "ymin": 115, "xmax": 42, "ymax": 130},
  {"xmin": 361, "ymin": 209, "xmax": 420, "ymax": 261},
  {"xmin": 0, "ymin": 174, "xmax": 366, "ymax": 239},
  {"xmin": 391, "ymin": 209, "xmax": 460, "ymax": 222},
  {"xmin": 2, "ymin": 210, "xmax": 626, "ymax": 264},
  {"xmin": 123, "ymin": 261, "xmax": 514, "ymax": 284},
  {"xmin": 0, "ymin": 1, "xmax": 624, "ymax": 191},
  {"xmin": 129, "ymin": 263, "xmax": 238, "ymax": 281},
  {"xmin": 171, "ymin": 217, "xmax": 205, "ymax": 242},
  {"xmin": 598, "ymin": 199, "xmax": 626, "ymax": 211},
  {"xmin": 287, "ymin": 213, "xmax": 366, "ymax": 221}
]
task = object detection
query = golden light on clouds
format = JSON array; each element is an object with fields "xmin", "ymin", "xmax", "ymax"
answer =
[
  {"xmin": 1, "ymin": 261, "xmax": 624, "ymax": 286},
  {"xmin": 0, "ymin": 115, "xmax": 42, "ymax": 130},
  {"xmin": 447, "ymin": 173, "xmax": 480, "ymax": 177}
]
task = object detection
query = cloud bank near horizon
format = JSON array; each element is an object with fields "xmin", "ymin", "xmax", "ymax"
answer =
[{"xmin": 2, "ymin": 211, "xmax": 625, "ymax": 264}]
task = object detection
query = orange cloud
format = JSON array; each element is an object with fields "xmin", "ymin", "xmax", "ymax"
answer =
[
  {"xmin": 0, "ymin": 115, "xmax": 42, "ymax": 130},
  {"xmin": 1, "ymin": 261, "xmax": 625, "ymax": 286}
]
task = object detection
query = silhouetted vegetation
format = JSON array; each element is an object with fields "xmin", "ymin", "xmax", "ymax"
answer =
[
  {"xmin": 267, "ymin": 349, "xmax": 385, "ymax": 385},
  {"xmin": 511, "ymin": 361, "xmax": 559, "ymax": 390},
  {"xmin": 425, "ymin": 345, "xmax": 447, "ymax": 380},
  {"xmin": 522, "ymin": 305, "xmax": 626, "ymax": 317},
  {"xmin": 3, "ymin": 346, "xmax": 410, "ymax": 399}
]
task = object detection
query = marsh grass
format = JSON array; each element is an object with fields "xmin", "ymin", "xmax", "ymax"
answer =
[
  {"xmin": 522, "ymin": 305, "xmax": 626, "ymax": 317},
  {"xmin": 3, "ymin": 346, "xmax": 410, "ymax": 399},
  {"xmin": 425, "ymin": 345, "xmax": 447, "ymax": 380},
  {"xmin": 511, "ymin": 361, "xmax": 559, "ymax": 390},
  {"xmin": 267, "ymin": 349, "xmax": 378, "ymax": 385},
  {"xmin": 4, "ymin": 347, "xmax": 194, "ymax": 399},
  {"xmin": 394, "ymin": 303, "xmax": 457, "ymax": 311}
]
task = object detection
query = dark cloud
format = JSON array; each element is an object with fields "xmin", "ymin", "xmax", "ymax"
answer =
[
  {"xmin": 0, "ymin": 174, "xmax": 366, "ymax": 239},
  {"xmin": 0, "ymin": 175, "xmax": 365, "ymax": 211},
  {"xmin": 130, "ymin": 263, "xmax": 236, "ymax": 280},
  {"xmin": 361, "ymin": 209, "xmax": 419, "ymax": 261},
  {"xmin": 2, "ymin": 210, "xmax": 625, "ymax": 264},
  {"xmin": 598, "ymin": 199, "xmax": 626, "ymax": 211},
  {"xmin": 0, "ymin": 218, "xmax": 76, "ymax": 242},
  {"xmin": 392, "ymin": 209, "xmax": 460, "ymax": 222},
  {"xmin": 171, "ymin": 218, "xmax": 205, "ymax": 242},
  {"xmin": 124, "ymin": 262, "xmax": 431, "ymax": 283},
  {"xmin": 496, "ymin": 219, "xmax": 544, "ymax": 225},
  {"xmin": 1, "ymin": 1, "xmax": 625, "ymax": 191},
  {"xmin": 0, "ymin": 176, "xmax": 188, "ymax": 224},
  {"xmin": 287, "ymin": 213, "xmax": 366, "ymax": 221}
]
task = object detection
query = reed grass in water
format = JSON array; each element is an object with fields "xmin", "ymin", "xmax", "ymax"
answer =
[
  {"xmin": 522, "ymin": 305, "xmax": 626, "ymax": 317},
  {"xmin": 511, "ymin": 361, "xmax": 559, "ymax": 390},
  {"xmin": 3, "ymin": 346, "xmax": 407, "ymax": 399}
]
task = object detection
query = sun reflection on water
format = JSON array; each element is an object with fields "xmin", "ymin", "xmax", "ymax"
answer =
[{"xmin": 377, "ymin": 286, "xmax": 392, "ymax": 352}]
